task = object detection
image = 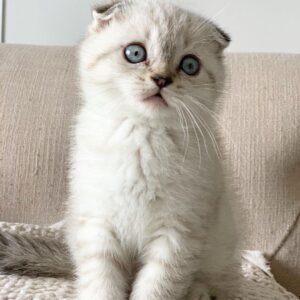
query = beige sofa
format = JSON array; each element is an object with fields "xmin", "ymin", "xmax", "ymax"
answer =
[{"xmin": 0, "ymin": 44, "xmax": 299, "ymax": 297}]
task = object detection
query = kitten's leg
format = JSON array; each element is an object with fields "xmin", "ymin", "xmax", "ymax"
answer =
[
  {"xmin": 69, "ymin": 218, "xmax": 128, "ymax": 300},
  {"xmin": 130, "ymin": 233, "xmax": 197, "ymax": 300}
]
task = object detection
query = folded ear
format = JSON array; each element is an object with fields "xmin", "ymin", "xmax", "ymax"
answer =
[
  {"xmin": 89, "ymin": 0, "xmax": 122, "ymax": 33},
  {"xmin": 214, "ymin": 25, "xmax": 231, "ymax": 49},
  {"xmin": 212, "ymin": 25, "xmax": 231, "ymax": 51}
]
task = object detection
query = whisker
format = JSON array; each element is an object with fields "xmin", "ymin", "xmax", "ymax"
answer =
[
  {"xmin": 188, "ymin": 96, "xmax": 246, "ymax": 160},
  {"xmin": 176, "ymin": 99, "xmax": 205, "ymax": 167},
  {"xmin": 174, "ymin": 102, "xmax": 189, "ymax": 162},
  {"xmin": 190, "ymin": 107, "xmax": 222, "ymax": 160},
  {"xmin": 180, "ymin": 100, "xmax": 213, "ymax": 161},
  {"xmin": 197, "ymin": 1, "xmax": 233, "ymax": 34},
  {"xmin": 186, "ymin": 101, "xmax": 222, "ymax": 159},
  {"xmin": 178, "ymin": 103, "xmax": 190, "ymax": 163},
  {"xmin": 191, "ymin": 86, "xmax": 232, "ymax": 95}
]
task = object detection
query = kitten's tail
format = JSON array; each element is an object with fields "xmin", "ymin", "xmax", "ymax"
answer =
[{"xmin": 0, "ymin": 231, "xmax": 73, "ymax": 278}]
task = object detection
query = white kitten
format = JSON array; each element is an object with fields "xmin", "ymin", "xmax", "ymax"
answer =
[
  {"xmin": 0, "ymin": 0, "xmax": 239, "ymax": 299},
  {"xmin": 67, "ymin": 0, "xmax": 238, "ymax": 299}
]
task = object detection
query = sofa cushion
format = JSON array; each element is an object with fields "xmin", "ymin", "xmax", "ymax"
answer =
[{"xmin": 0, "ymin": 44, "xmax": 299, "ymax": 296}]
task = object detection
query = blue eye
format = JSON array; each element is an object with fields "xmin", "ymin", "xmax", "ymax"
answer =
[
  {"xmin": 124, "ymin": 44, "xmax": 147, "ymax": 64},
  {"xmin": 180, "ymin": 55, "xmax": 201, "ymax": 76}
]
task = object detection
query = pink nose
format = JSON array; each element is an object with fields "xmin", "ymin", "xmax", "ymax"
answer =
[{"xmin": 151, "ymin": 75, "xmax": 173, "ymax": 88}]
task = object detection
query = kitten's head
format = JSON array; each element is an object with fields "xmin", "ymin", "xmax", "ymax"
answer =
[{"xmin": 80, "ymin": 0, "xmax": 230, "ymax": 125}]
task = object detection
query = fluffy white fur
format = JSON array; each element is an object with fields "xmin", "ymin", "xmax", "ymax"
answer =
[{"xmin": 66, "ymin": 0, "xmax": 238, "ymax": 299}]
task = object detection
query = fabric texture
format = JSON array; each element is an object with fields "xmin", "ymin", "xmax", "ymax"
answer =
[
  {"xmin": 220, "ymin": 54, "xmax": 300, "ymax": 296},
  {"xmin": 0, "ymin": 222, "xmax": 298, "ymax": 300},
  {"xmin": 0, "ymin": 44, "xmax": 79, "ymax": 225},
  {"xmin": 0, "ymin": 44, "xmax": 299, "ymax": 296}
]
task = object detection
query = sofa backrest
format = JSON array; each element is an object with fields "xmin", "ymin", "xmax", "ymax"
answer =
[
  {"xmin": 0, "ymin": 44, "xmax": 78, "ymax": 224},
  {"xmin": 0, "ymin": 44, "xmax": 299, "ymax": 296}
]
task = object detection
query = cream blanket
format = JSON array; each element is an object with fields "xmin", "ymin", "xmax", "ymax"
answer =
[{"xmin": 0, "ymin": 222, "xmax": 298, "ymax": 300}]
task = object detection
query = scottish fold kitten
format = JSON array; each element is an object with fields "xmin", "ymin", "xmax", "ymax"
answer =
[
  {"xmin": 67, "ymin": 0, "xmax": 238, "ymax": 299},
  {"xmin": 0, "ymin": 0, "xmax": 239, "ymax": 299}
]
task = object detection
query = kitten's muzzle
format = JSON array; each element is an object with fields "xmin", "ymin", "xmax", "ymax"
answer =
[
  {"xmin": 144, "ymin": 91, "xmax": 168, "ymax": 106},
  {"xmin": 151, "ymin": 75, "xmax": 173, "ymax": 88}
]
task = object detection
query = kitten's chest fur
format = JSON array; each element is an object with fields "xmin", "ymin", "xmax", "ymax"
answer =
[
  {"xmin": 115, "ymin": 121, "xmax": 180, "ymax": 201},
  {"xmin": 107, "ymin": 122, "xmax": 182, "ymax": 249},
  {"xmin": 75, "ymin": 114, "xmax": 183, "ymax": 197},
  {"xmin": 72, "ymin": 113, "xmax": 220, "ymax": 253}
]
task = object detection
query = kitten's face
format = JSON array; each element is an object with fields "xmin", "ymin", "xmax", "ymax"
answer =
[{"xmin": 80, "ymin": 0, "xmax": 229, "ymax": 124}]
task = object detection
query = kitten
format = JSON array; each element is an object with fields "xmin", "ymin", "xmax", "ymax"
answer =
[{"xmin": 0, "ymin": 0, "xmax": 239, "ymax": 299}]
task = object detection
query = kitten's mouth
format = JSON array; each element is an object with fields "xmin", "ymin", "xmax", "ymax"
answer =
[{"xmin": 144, "ymin": 92, "xmax": 168, "ymax": 107}]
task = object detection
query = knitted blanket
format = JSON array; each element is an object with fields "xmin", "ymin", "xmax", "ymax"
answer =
[{"xmin": 0, "ymin": 222, "xmax": 298, "ymax": 300}]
